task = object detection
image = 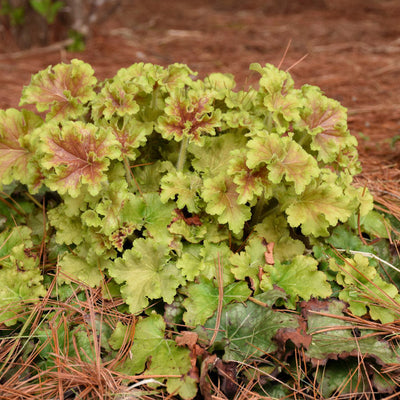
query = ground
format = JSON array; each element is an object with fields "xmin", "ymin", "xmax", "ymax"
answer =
[{"xmin": 1, "ymin": 0, "xmax": 400, "ymax": 214}]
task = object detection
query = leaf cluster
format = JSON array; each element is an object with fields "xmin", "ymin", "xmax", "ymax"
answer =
[{"xmin": 0, "ymin": 59, "xmax": 398, "ymax": 398}]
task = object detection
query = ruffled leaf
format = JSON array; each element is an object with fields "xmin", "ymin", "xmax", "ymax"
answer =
[
  {"xmin": 260, "ymin": 255, "xmax": 332, "ymax": 309},
  {"xmin": 202, "ymin": 175, "xmax": 251, "ymax": 234},
  {"xmin": 0, "ymin": 108, "xmax": 43, "ymax": 188},
  {"xmin": 284, "ymin": 178, "xmax": 355, "ymax": 237},
  {"xmin": 228, "ymin": 149, "xmax": 272, "ymax": 204},
  {"xmin": 103, "ymin": 117, "xmax": 153, "ymax": 160},
  {"xmin": 299, "ymin": 85, "xmax": 358, "ymax": 163},
  {"xmin": 119, "ymin": 314, "xmax": 196, "ymax": 399},
  {"xmin": 39, "ymin": 121, "xmax": 121, "ymax": 197},
  {"xmin": 157, "ymin": 88, "xmax": 221, "ymax": 144},
  {"xmin": 20, "ymin": 59, "xmax": 97, "ymax": 121},
  {"xmin": 160, "ymin": 170, "xmax": 203, "ymax": 213},
  {"xmin": 109, "ymin": 238, "xmax": 185, "ymax": 314},
  {"xmin": 247, "ymin": 133, "xmax": 319, "ymax": 194},
  {"xmin": 182, "ymin": 277, "xmax": 251, "ymax": 326}
]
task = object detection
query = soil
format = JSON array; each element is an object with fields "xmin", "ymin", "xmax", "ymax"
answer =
[{"xmin": 1, "ymin": 0, "xmax": 400, "ymax": 215}]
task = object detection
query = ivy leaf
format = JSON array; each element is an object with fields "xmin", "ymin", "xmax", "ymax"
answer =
[
  {"xmin": 260, "ymin": 255, "xmax": 332, "ymax": 309},
  {"xmin": 160, "ymin": 170, "xmax": 203, "ymax": 213},
  {"xmin": 299, "ymin": 85, "xmax": 357, "ymax": 163},
  {"xmin": 200, "ymin": 289, "xmax": 299, "ymax": 362},
  {"xmin": 182, "ymin": 277, "xmax": 251, "ymax": 326},
  {"xmin": 156, "ymin": 88, "xmax": 221, "ymax": 144},
  {"xmin": 0, "ymin": 108, "xmax": 43, "ymax": 188},
  {"xmin": 247, "ymin": 134, "xmax": 319, "ymax": 195},
  {"xmin": 284, "ymin": 178, "xmax": 355, "ymax": 237},
  {"xmin": 108, "ymin": 238, "xmax": 185, "ymax": 314},
  {"xmin": 120, "ymin": 314, "xmax": 197, "ymax": 399},
  {"xmin": 202, "ymin": 175, "xmax": 251, "ymax": 234},
  {"xmin": 39, "ymin": 121, "xmax": 121, "ymax": 197},
  {"xmin": 20, "ymin": 59, "xmax": 97, "ymax": 121}
]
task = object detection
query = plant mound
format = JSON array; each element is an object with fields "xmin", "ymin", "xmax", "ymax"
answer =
[{"xmin": 0, "ymin": 60, "xmax": 399, "ymax": 398}]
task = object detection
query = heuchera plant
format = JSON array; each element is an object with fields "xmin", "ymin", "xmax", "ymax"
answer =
[{"xmin": 1, "ymin": 59, "xmax": 398, "ymax": 397}]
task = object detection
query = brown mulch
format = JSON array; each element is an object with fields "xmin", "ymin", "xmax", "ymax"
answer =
[{"xmin": 1, "ymin": 0, "xmax": 400, "ymax": 219}]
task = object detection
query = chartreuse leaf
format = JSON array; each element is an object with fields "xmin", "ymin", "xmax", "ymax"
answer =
[
  {"xmin": 255, "ymin": 213, "xmax": 306, "ymax": 262},
  {"xmin": 228, "ymin": 149, "xmax": 272, "ymax": 205},
  {"xmin": 119, "ymin": 314, "xmax": 197, "ymax": 399},
  {"xmin": 0, "ymin": 108, "xmax": 43, "ymax": 189},
  {"xmin": 246, "ymin": 133, "xmax": 319, "ymax": 194},
  {"xmin": 283, "ymin": 176, "xmax": 355, "ymax": 237},
  {"xmin": 250, "ymin": 63, "xmax": 303, "ymax": 133},
  {"xmin": 330, "ymin": 254, "xmax": 400, "ymax": 323},
  {"xmin": 200, "ymin": 289, "xmax": 298, "ymax": 362},
  {"xmin": 160, "ymin": 170, "xmax": 203, "ymax": 213},
  {"xmin": 230, "ymin": 235, "xmax": 268, "ymax": 290},
  {"xmin": 298, "ymin": 85, "xmax": 357, "ymax": 163},
  {"xmin": 121, "ymin": 192, "xmax": 174, "ymax": 244},
  {"xmin": 58, "ymin": 242, "xmax": 113, "ymax": 287},
  {"xmin": 202, "ymin": 175, "xmax": 251, "ymax": 234},
  {"xmin": 39, "ymin": 121, "xmax": 121, "ymax": 197},
  {"xmin": 189, "ymin": 132, "xmax": 247, "ymax": 178},
  {"xmin": 156, "ymin": 87, "xmax": 221, "ymax": 144},
  {"xmin": 0, "ymin": 226, "xmax": 45, "ymax": 325},
  {"xmin": 108, "ymin": 238, "xmax": 185, "ymax": 314},
  {"xmin": 182, "ymin": 277, "xmax": 251, "ymax": 326},
  {"xmin": 102, "ymin": 117, "xmax": 153, "ymax": 160},
  {"xmin": 20, "ymin": 59, "xmax": 97, "ymax": 121},
  {"xmin": 305, "ymin": 300, "xmax": 399, "ymax": 364},
  {"xmin": 260, "ymin": 255, "xmax": 332, "ymax": 309}
]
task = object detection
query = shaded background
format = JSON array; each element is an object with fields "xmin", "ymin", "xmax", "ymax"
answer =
[{"xmin": 1, "ymin": 0, "xmax": 400, "ymax": 210}]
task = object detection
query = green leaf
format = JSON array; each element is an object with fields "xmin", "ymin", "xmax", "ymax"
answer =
[
  {"xmin": 103, "ymin": 117, "xmax": 153, "ymax": 160},
  {"xmin": 298, "ymin": 85, "xmax": 357, "ymax": 163},
  {"xmin": 39, "ymin": 121, "xmax": 121, "ymax": 197},
  {"xmin": 330, "ymin": 254, "xmax": 400, "ymax": 323},
  {"xmin": 20, "ymin": 59, "xmax": 97, "ymax": 121},
  {"xmin": 108, "ymin": 238, "xmax": 185, "ymax": 314},
  {"xmin": 119, "ymin": 314, "xmax": 196, "ymax": 399},
  {"xmin": 92, "ymin": 80, "xmax": 140, "ymax": 120},
  {"xmin": 0, "ymin": 108, "xmax": 43, "ymax": 189},
  {"xmin": 202, "ymin": 175, "xmax": 251, "ymax": 234},
  {"xmin": 228, "ymin": 149, "xmax": 272, "ymax": 205},
  {"xmin": 201, "ymin": 289, "xmax": 299, "ymax": 361},
  {"xmin": 260, "ymin": 255, "xmax": 332, "ymax": 308},
  {"xmin": 304, "ymin": 299, "xmax": 399, "ymax": 364},
  {"xmin": 250, "ymin": 63, "xmax": 302, "ymax": 133},
  {"xmin": 121, "ymin": 192, "xmax": 174, "ymax": 244},
  {"xmin": 0, "ymin": 226, "xmax": 45, "ymax": 325},
  {"xmin": 182, "ymin": 277, "xmax": 251, "ymax": 326},
  {"xmin": 284, "ymin": 178, "xmax": 355, "ymax": 237},
  {"xmin": 255, "ymin": 213, "xmax": 306, "ymax": 262},
  {"xmin": 156, "ymin": 88, "xmax": 221, "ymax": 144},
  {"xmin": 247, "ymin": 133, "xmax": 319, "ymax": 194},
  {"xmin": 189, "ymin": 132, "xmax": 247, "ymax": 178},
  {"xmin": 160, "ymin": 170, "xmax": 203, "ymax": 213}
]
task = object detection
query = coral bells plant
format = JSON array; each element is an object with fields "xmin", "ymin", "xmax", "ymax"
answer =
[{"xmin": 1, "ymin": 59, "xmax": 399, "ymax": 398}]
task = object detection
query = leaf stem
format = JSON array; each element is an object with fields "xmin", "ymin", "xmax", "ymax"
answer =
[
  {"xmin": 176, "ymin": 136, "xmax": 189, "ymax": 172},
  {"xmin": 123, "ymin": 157, "xmax": 135, "ymax": 190}
]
